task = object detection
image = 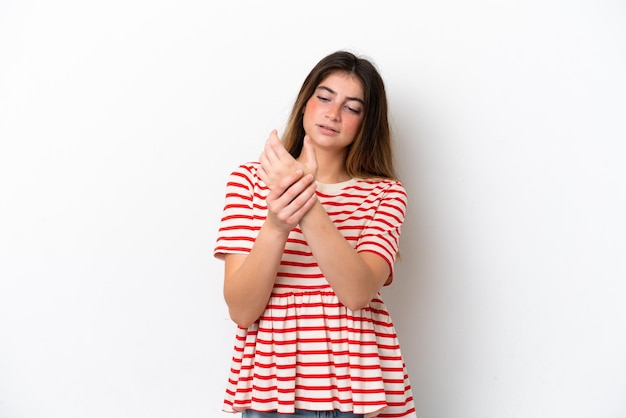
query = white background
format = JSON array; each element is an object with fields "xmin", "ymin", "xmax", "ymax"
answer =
[{"xmin": 1, "ymin": 1, "xmax": 625, "ymax": 417}]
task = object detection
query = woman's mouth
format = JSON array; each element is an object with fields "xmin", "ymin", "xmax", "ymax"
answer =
[{"xmin": 317, "ymin": 124, "xmax": 338, "ymax": 135}]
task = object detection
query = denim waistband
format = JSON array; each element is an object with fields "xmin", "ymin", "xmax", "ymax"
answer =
[{"xmin": 242, "ymin": 409, "xmax": 364, "ymax": 417}]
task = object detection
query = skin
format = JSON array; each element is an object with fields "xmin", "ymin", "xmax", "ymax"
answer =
[{"xmin": 223, "ymin": 72, "xmax": 391, "ymax": 328}]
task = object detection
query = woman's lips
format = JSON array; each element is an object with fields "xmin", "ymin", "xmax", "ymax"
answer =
[{"xmin": 317, "ymin": 124, "xmax": 338, "ymax": 135}]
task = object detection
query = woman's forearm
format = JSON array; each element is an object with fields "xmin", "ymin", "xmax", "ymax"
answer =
[{"xmin": 298, "ymin": 199, "xmax": 389, "ymax": 310}]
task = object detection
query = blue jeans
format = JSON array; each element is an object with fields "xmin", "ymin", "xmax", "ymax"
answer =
[{"xmin": 242, "ymin": 410, "xmax": 364, "ymax": 417}]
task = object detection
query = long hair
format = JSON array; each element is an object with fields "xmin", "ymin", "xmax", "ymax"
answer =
[{"xmin": 282, "ymin": 51, "xmax": 397, "ymax": 180}]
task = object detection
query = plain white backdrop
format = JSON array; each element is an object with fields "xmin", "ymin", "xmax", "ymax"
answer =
[{"xmin": 1, "ymin": 1, "xmax": 625, "ymax": 417}]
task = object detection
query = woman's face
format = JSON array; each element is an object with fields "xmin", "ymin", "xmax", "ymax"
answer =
[{"xmin": 302, "ymin": 71, "xmax": 365, "ymax": 154}]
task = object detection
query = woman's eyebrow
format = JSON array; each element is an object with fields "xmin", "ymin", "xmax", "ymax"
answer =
[{"xmin": 316, "ymin": 85, "xmax": 364, "ymax": 104}]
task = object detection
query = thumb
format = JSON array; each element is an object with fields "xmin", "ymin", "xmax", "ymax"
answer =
[{"xmin": 301, "ymin": 135, "xmax": 317, "ymax": 166}]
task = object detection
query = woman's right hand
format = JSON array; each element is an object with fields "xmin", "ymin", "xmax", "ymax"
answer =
[{"xmin": 265, "ymin": 169, "xmax": 318, "ymax": 233}]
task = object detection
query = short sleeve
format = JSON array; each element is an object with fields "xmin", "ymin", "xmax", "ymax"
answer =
[
  {"xmin": 213, "ymin": 163, "xmax": 260, "ymax": 260},
  {"xmin": 355, "ymin": 181, "xmax": 408, "ymax": 284}
]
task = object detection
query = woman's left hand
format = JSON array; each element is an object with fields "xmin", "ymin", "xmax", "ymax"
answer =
[{"xmin": 258, "ymin": 130, "xmax": 317, "ymax": 189}]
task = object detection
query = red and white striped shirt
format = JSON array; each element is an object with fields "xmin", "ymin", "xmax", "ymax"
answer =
[{"xmin": 214, "ymin": 162, "xmax": 417, "ymax": 418}]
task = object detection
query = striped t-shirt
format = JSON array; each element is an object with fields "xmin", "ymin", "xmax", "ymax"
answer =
[{"xmin": 214, "ymin": 162, "xmax": 417, "ymax": 418}]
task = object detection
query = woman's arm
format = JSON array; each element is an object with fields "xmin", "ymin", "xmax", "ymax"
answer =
[
  {"xmin": 257, "ymin": 132, "xmax": 396, "ymax": 310},
  {"xmin": 223, "ymin": 170, "xmax": 317, "ymax": 328},
  {"xmin": 298, "ymin": 200, "xmax": 391, "ymax": 311}
]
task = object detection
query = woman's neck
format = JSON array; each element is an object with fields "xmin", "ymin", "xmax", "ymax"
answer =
[{"xmin": 313, "ymin": 148, "xmax": 351, "ymax": 184}]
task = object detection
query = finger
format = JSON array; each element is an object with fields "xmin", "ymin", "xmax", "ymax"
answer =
[
  {"xmin": 257, "ymin": 165, "xmax": 269, "ymax": 184},
  {"xmin": 259, "ymin": 150, "xmax": 276, "ymax": 184},
  {"xmin": 281, "ymin": 183, "xmax": 318, "ymax": 224},
  {"xmin": 272, "ymin": 172, "xmax": 313, "ymax": 206},
  {"xmin": 259, "ymin": 148, "xmax": 269, "ymax": 169},
  {"xmin": 263, "ymin": 131, "xmax": 281, "ymax": 166},
  {"xmin": 269, "ymin": 130, "xmax": 293, "ymax": 161},
  {"xmin": 267, "ymin": 169, "xmax": 305, "ymax": 200}
]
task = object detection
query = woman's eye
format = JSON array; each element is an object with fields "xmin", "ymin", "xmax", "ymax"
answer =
[
  {"xmin": 346, "ymin": 106, "xmax": 361, "ymax": 114},
  {"xmin": 317, "ymin": 95, "xmax": 330, "ymax": 102}
]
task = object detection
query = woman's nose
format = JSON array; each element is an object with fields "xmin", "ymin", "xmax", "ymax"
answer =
[{"xmin": 326, "ymin": 103, "xmax": 341, "ymax": 121}]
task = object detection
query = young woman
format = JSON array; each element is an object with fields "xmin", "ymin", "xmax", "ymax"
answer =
[{"xmin": 214, "ymin": 51, "xmax": 417, "ymax": 418}]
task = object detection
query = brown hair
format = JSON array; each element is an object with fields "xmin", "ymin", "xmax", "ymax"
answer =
[{"xmin": 282, "ymin": 50, "xmax": 397, "ymax": 180}]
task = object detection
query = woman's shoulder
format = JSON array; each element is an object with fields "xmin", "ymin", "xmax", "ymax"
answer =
[
  {"xmin": 351, "ymin": 177, "xmax": 408, "ymax": 207},
  {"xmin": 224, "ymin": 161, "xmax": 265, "ymax": 188},
  {"xmin": 226, "ymin": 161, "xmax": 262, "ymax": 180},
  {"xmin": 354, "ymin": 176, "xmax": 406, "ymax": 192},
  {"xmin": 230, "ymin": 161, "xmax": 261, "ymax": 174}
]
